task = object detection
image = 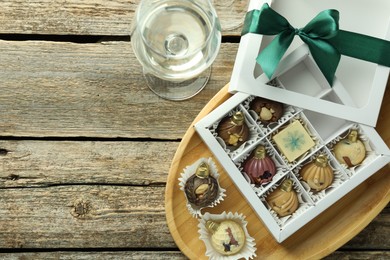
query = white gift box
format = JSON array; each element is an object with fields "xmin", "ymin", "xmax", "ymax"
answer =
[
  {"xmin": 195, "ymin": 89, "xmax": 390, "ymax": 242},
  {"xmin": 230, "ymin": 0, "xmax": 390, "ymax": 127},
  {"xmin": 194, "ymin": 0, "xmax": 390, "ymax": 242}
]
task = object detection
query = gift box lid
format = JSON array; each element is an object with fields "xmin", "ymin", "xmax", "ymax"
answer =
[{"xmin": 229, "ymin": 0, "xmax": 390, "ymax": 127}]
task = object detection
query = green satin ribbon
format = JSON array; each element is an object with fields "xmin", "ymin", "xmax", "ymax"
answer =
[{"xmin": 242, "ymin": 3, "xmax": 390, "ymax": 85}]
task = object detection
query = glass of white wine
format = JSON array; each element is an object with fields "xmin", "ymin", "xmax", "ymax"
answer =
[{"xmin": 131, "ymin": 0, "xmax": 222, "ymax": 101}]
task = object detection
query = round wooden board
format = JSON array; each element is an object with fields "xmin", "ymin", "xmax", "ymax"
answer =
[{"xmin": 165, "ymin": 83, "xmax": 390, "ymax": 259}]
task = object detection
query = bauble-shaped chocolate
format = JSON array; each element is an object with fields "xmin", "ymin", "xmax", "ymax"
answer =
[
  {"xmin": 334, "ymin": 130, "xmax": 366, "ymax": 167},
  {"xmin": 184, "ymin": 162, "xmax": 219, "ymax": 207},
  {"xmin": 206, "ymin": 220, "xmax": 246, "ymax": 256},
  {"xmin": 266, "ymin": 179, "xmax": 299, "ymax": 217},
  {"xmin": 243, "ymin": 145, "xmax": 276, "ymax": 185},
  {"xmin": 300, "ymin": 154, "xmax": 334, "ymax": 191},
  {"xmin": 217, "ymin": 111, "xmax": 249, "ymax": 147}
]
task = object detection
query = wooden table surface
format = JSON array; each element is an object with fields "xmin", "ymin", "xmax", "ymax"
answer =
[{"xmin": 0, "ymin": 1, "xmax": 388, "ymax": 259}]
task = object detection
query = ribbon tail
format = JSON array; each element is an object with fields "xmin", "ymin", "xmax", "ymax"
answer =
[
  {"xmin": 242, "ymin": 4, "xmax": 293, "ymax": 36},
  {"xmin": 329, "ymin": 30, "xmax": 390, "ymax": 67},
  {"xmin": 257, "ymin": 30, "xmax": 295, "ymax": 79},
  {"xmin": 300, "ymin": 37, "xmax": 340, "ymax": 85}
]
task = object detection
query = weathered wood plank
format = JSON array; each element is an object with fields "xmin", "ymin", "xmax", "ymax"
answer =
[
  {"xmin": 0, "ymin": 251, "xmax": 187, "ymax": 260},
  {"xmin": 1, "ymin": 250, "xmax": 389, "ymax": 260},
  {"xmin": 0, "ymin": 185, "xmax": 176, "ymax": 248},
  {"xmin": 1, "ymin": 250, "xmax": 390, "ymax": 259},
  {"xmin": 0, "ymin": 185, "xmax": 388, "ymax": 249},
  {"xmin": 325, "ymin": 251, "xmax": 390, "ymax": 260},
  {"xmin": 0, "ymin": 0, "xmax": 242, "ymax": 36},
  {"xmin": 2, "ymin": 251, "xmax": 390, "ymax": 260},
  {"xmin": 1, "ymin": 40, "xmax": 389, "ymax": 141},
  {"xmin": 0, "ymin": 141, "xmax": 177, "ymax": 188},
  {"xmin": 0, "ymin": 40, "xmax": 238, "ymax": 139},
  {"xmin": 0, "ymin": 0, "xmax": 134, "ymax": 36}
]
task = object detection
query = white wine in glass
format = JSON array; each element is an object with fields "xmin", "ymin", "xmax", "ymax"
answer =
[{"xmin": 131, "ymin": 0, "xmax": 222, "ymax": 100}]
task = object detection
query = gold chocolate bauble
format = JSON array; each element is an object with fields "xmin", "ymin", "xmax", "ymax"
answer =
[
  {"xmin": 266, "ymin": 179, "xmax": 299, "ymax": 217},
  {"xmin": 300, "ymin": 154, "xmax": 334, "ymax": 191},
  {"xmin": 184, "ymin": 162, "xmax": 219, "ymax": 207},
  {"xmin": 217, "ymin": 111, "xmax": 249, "ymax": 147},
  {"xmin": 206, "ymin": 220, "xmax": 246, "ymax": 255},
  {"xmin": 334, "ymin": 130, "xmax": 366, "ymax": 167}
]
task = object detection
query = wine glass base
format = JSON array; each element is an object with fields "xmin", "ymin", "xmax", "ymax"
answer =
[{"xmin": 144, "ymin": 67, "xmax": 211, "ymax": 101}]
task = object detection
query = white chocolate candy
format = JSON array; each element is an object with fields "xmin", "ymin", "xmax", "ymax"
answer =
[
  {"xmin": 334, "ymin": 130, "xmax": 366, "ymax": 167},
  {"xmin": 273, "ymin": 121, "xmax": 315, "ymax": 162},
  {"xmin": 206, "ymin": 220, "xmax": 245, "ymax": 255}
]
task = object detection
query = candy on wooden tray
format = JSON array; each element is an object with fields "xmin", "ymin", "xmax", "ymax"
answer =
[
  {"xmin": 198, "ymin": 211, "xmax": 257, "ymax": 260},
  {"xmin": 179, "ymin": 158, "xmax": 226, "ymax": 218},
  {"xmin": 184, "ymin": 162, "xmax": 219, "ymax": 207}
]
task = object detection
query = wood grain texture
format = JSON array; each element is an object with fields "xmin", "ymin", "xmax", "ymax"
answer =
[
  {"xmin": 0, "ymin": 0, "xmax": 138, "ymax": 35},
  {"xmin": 0, "ymin": 252, "xmax": 187, "ymax": 260},
  {"xmin": 0, "ymin": 40, "xmax": 238, "ymax": 139},
  {"xmin": 0, "ymin": 183, "xmax": 388, "ymax": 249},
  {"xmin": 1, "ymin": 250, "xmax": 390, "ymax": 259},
  {"xmin": 0, "ymin": 185, "xmax": 174, "ymax": 248},
  {"xmin": 325, "ymin": 251, "xmax": 390, "ymax": 260},
  {"xmin": 0, "ymin": 141, "xmax": 177, "ymax": 188},
  {"xmin": 0, "ymin": 0, "xmax": 242, "ymax": 36}
]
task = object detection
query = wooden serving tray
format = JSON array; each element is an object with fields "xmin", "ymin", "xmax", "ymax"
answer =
[{"xmin": 165, "ymin": 84, "xmax": 390, "ymax": 259}]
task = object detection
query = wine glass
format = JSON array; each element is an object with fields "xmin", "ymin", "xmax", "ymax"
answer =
[{"xmin": 131, "ymin": 0, "xmax": 222, "ymax": 101}]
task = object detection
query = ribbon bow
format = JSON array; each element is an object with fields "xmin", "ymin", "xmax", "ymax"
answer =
[
  {"xmin": 244, "ymin": 3, "xmax": 340, "ymax": 85},
  {"xmin": 242, "ymin": 3, "xmax": 390, "ymax": 86}
]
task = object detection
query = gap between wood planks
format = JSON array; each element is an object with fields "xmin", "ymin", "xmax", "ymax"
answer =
[
  {"xmin": 0, "ymin": 34, "xmax": 128, "ymax": 43},
  {"xmin": 0, "ymin": 34, "xmax": 240, "ymax": 43},
  {"xmin": 0, "ymin": 182, "xmax": 167, "ymax": 189},
  {"xmin": 0, "ymin": 135, "xmax": 181, "ymax": 142}
]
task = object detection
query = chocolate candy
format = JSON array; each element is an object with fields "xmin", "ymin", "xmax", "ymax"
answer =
[
  {"xmin": 300, "ymin": 154, "xmax": 334, "ymax": 191},
  {"xmin": 217, "ymin": 111, "xmax": 249, "ymax": 147},
  {"xmin": 273, "ymin": 120, "xmax": 315, "ymax": 162},
  {"xmin": 206, "ymin": 220, "xmax": 246, "ymax": 256},
  {"xmin": 184, "ymin": 162, "xmax": 219, "ymax": 207},
  {"xmin": 251, "ymin": 97, "xmax": 284, "ymax": 125},
  {"xmin": 243, "ymin": 145, "xmax": 276, "ymax": 185},
  {"xmin": 334, "ymin": 130, "xmax": 366, "ymax": 167},
  {"xmin": 266, "ymin": 179, "xmax": 299, "ymax": 217}
]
